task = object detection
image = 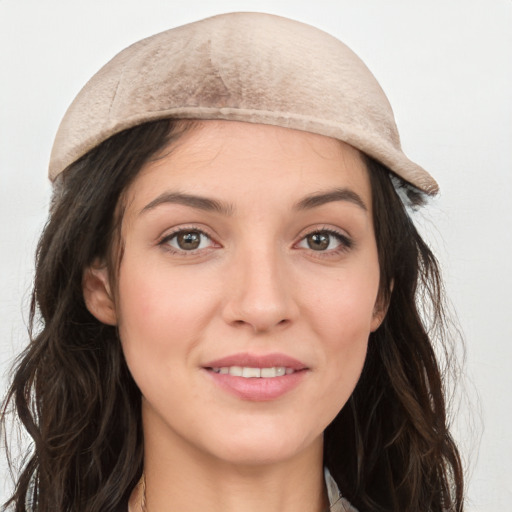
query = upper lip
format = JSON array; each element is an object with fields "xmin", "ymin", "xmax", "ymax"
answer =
[{"xmin": 203, "ymin": 352, "xmax": 308, "ymax": 370}]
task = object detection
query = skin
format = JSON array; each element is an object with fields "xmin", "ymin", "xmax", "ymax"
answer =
[{"xmin": 84, "ymin": 121, "xmax": 384, "ymax": 512}]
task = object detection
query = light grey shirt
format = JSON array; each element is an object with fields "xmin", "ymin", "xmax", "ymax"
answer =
[{"xmin": 325, "ymin": 468, "xmax": 359, "ymax": 512}]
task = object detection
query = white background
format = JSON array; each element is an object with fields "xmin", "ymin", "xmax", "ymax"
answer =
[{"xmin": 1, "ymin": 1, "xmax": 511, "ymax": 510}]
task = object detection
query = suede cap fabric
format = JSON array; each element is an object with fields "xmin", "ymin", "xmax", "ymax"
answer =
[{"xmin": 49, "ymin": 12, "xmax": 439, "ymax": 195}]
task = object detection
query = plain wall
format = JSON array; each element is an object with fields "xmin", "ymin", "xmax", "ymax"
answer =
[{"xmin": 1, "ymin": 0, "xmax": 511, "ymax": 509}]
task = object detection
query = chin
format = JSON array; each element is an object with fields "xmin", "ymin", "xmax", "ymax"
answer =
[{"xmin": 199, "ymin": 425, "xmax": 324, "ymax": 467}]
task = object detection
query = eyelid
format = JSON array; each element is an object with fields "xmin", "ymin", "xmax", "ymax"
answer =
[
  {"xmin": 158, "ymin": 225, "xmax": 221, "ymax": 254},
  {"xmin": 156, "ymin": 224, "xmax": 353, "ymax": 257},
  {"xmin": 294, "ymin": 226, "xmax": 354, "ymax": 254},
  {"xmin": 294, "ymin": 224, "xmax": 352, "ymax": 242}
]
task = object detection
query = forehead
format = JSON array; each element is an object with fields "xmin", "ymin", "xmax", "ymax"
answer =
[{"xmin": 124, "ymin": 120, "xmax": 372, "ymax": 212}]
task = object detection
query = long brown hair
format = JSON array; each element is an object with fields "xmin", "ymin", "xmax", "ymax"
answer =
[
  {"xmin": 325, "ymin": 157, "xmax": 464, "ymax": 511},
  {"xmin": 2, "ymin": 120, "xmax": 463, "ymax": 511}
]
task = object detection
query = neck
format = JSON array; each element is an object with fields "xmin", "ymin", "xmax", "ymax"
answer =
[
  {"xmin": 133, "ymin": 408, "xmax": 328, "ymax": 512},
  {"xmin": 132, "ymin": 464, "xmax": 329, "ymax": 512}
]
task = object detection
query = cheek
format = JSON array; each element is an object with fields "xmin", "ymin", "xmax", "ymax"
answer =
[
  {"xmin": 114, "ymin": 257, "xmax": 218, "ymax": 376},
  {"xmin": 304, "ymin": 264, "xmax": 379, "ymax": 343},
  {"xmin": 320, "ymin": 292, "xmax": 372, "ymax": 383},
  {"xmin": 299, "ymin": 261, "xmax": 379, "ymax": 399}
]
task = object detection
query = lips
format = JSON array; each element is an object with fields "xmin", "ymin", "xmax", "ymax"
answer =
[
  {"xmin": 211, "ymin": 366, "xmax": 295, "ymax": 378},
  {"xmin": 204, "ymin": 352, "xmax": 308, "ymax": 370},
  {"xmin": 202, "ymin": 352, "xmax": 309, "ymax": 401}
]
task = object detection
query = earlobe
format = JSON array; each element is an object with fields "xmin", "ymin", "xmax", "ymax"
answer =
[
  {"xmin": 371, "ymin": 280, "xmax": 394, "ymax": 332},
  {"xmin": 370, "ymin": 305, "xmax": 387, "ymax": 332},
  {"xmin": 82, "ymin": 260, "xmax": 117, "ymax": 325}
]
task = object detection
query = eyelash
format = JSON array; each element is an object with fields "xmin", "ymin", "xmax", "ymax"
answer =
[
  {"xmin": 158, "ymin": 227, "xmax": 218, "ymax": 255},
  {"xmin": 158, "ymin": 227, "xmax": 353, "ymax": 256},
  {"xmin": 295, "ymin": 228, "xmax": 353, "ymax": 256}
]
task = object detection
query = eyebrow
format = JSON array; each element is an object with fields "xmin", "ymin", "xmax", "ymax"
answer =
[
  {"xmin": 140, "ymin": 191, "xmax": 234, "ymax": 216},
  {"xmin": 295, "ymin": 188, "xmax": 368, "ymax": 212},
  {"xmin": 140, "ymin": 187, "xmax": 367, "ymax": 217}
]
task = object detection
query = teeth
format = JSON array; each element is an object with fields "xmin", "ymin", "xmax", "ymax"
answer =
[
  {"xmin": 261, "ymin": 367, "xmax": 276, "ymax": 378},
  {"xmin": 211, "ymin": 366, "xmax": 294, "ymax": 378},
  {"xmin": 242, "ymin": 367, "xmax": 261, "ymax": 378},
  {"xmin": 229, "ymin": 366, "xmax": 243, "ymax": 377}
]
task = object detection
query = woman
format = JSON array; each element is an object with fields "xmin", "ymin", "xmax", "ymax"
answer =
[{"xmin": 2, "ymin": 12, "xmax": 463, "ymax": 512}]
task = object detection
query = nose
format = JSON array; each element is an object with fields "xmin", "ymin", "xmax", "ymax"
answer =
[{"xmin": 221, "ymin": 245, "xmax": 298, "ymax": 333}]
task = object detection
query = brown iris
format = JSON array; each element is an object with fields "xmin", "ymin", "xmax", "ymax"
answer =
[
  {"xmin": 306, "ymin": 232, "xmax": 330, "ymax": 251},
  {"xmin": 176, "ymin": 231, "xmax": 202, "ymax": 250}
]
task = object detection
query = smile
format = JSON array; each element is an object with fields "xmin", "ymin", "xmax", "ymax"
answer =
[
  {"xmin": 203, "ymin": 353, "xmax": 308, "ymax": 401},
  {"xmin": 210, "ymin": 366, "xmax": 295, "ymax": 378}
]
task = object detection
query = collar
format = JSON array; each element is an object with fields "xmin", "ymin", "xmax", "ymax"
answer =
[{"xmin": 324, "ymin": 468, "xmax": 359, "ymax": 512}]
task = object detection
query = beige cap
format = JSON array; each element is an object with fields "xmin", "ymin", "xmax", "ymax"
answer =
[{"xmin": 49, "ymin": 12, "xmax": 438, "ymax": 195}]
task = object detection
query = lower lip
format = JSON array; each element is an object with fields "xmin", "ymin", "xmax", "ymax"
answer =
[{"xmin": 204, "ymin": 369, "xmax": 307, "ymax": 401}]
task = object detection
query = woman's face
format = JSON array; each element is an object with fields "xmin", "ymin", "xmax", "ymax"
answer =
[{"xmin": 89, "ymin": 120, "xmax": 384, "ymax": 466}]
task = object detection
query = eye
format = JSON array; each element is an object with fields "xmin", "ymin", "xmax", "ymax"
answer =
[
  {"xmin": 296, "ymin": 229, "xmax": 352, "ymax": 252},
  {"xmin": 161, "ymin": 229, "xmax": 215, "ymax": 252}
]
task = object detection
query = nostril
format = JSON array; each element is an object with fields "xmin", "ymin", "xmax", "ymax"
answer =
[{"xmin": 228, "ymin": 317, "xmax": 291, "ymax": 333}]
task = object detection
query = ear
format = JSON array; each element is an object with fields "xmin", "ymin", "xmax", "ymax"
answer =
[
  {"xmin": 370, "ymin": 304, "xmax": 387, "ymax": 332},
  {"xmin": 82, "ymin": 259, "xmax": 117, "ymax": 325},
  {"xmin": 370, "ymin": 279, "xmax": 394, "ymax": 332}
]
